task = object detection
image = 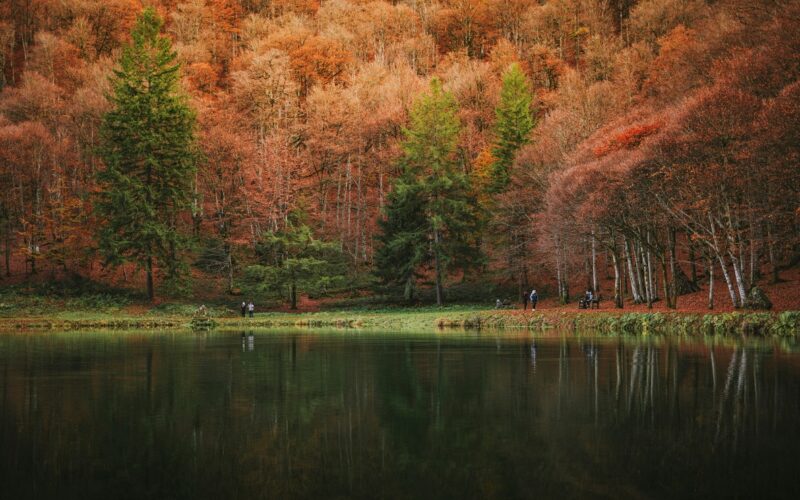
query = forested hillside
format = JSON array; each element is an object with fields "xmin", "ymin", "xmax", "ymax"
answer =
[{"xmin": 0, "ymin": 0, "xmax": 798, "ymax": 309}]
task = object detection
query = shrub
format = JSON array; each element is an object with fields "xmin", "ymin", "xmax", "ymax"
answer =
[{"xmin": 771, "ymin": 311, "xmax": 800, "ymax": 336}]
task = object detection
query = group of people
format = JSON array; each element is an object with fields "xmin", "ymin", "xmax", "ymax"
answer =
[
  {"xmin": 495, "ymin": 289, "xmax": 539, "ymax": 310},
  {"xmin": 522, "ymin": 289, "xmax": 539, "ymax": 310},
  {"xmin": 240, "ymin": 300, "xmax": 255, "ymax": 318},
  {"xmin": 579, "ymin": 289, "xmax": 599, "ymax": 309}
]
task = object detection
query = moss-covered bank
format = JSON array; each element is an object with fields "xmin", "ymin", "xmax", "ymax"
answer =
[
  {"xmin": 1, "ymin": 309, "xmax": 798, "ymax": 336},
  {"xmin": 433, "ymin": 310, "xmax": 800, "ymax": 336},
  {"xmin": 219, "ymin": 309, "xmax": 800, "ymax": 336}
]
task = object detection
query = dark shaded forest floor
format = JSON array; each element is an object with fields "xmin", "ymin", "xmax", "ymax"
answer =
[{"xmin": 1, "ymin": 262, "xmax": 798, "ymax": 322}]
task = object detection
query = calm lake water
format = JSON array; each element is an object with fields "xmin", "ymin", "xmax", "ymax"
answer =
[{"xmin": 1, "ymin": 331, "xmax": 799, "ymax": 499}]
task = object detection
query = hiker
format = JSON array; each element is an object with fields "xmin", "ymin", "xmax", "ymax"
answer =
[
  {"xmin": 521, "ymin": 289, "xmax": 529, "ymax": 310},
  {"xmin": 581, "ymin": 290, "xmax": 593, "ymax": 309},
  {"xmin": 530, "ymin": 289, "xmax": 538, "ymax": 310},
  {"xmin": 248, "ymin": 300, "xmax": 255, "ymax": 318},
  {"xmin": 240, "ymin": 301, "xmax": 247, "ymax": 317}
]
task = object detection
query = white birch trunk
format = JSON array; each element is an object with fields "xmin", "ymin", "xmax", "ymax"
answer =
[
  {"xmin": 717, "ymin": 253, "xmax": 739, "ymax": 308},
  {"xmin": 729, "ymin": 252, "xmax": 748, "ymax": 306},
  {"xmin": 646, "ymin": 233, "xmax": 656, "ymax": 301},
  {"xmin": 708, "ymin": 256, "xmax": 714, "ymax": 310},
  {"xmin": 624, "ymin": 239, "xmax": 641, "ymax": 303}
]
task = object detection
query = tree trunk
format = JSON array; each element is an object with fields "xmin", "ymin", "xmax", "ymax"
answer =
[
  {"xmin": 641, "ymin": 244, "xmax": 653, "ymax": 308},
  {"xmin": 646, "ymin": 233, "xmax": 656, "ymax": 301},
  {"xmin": 707, "ymin": 255, "xmax": 714, "ymax": 310},
  {"xmin": 433, "ymin": 229, "xmax": 444, "ymax": 306},
  {"xmin": 688, "ymin": 235, "xmax": 698, "ymax": 286},
  {"xmin": 622, "ymin": 251, "xmax": 629, "ymax": 300},
  {"xmin": 717, "ymin": 254, "xmax": 739, "ymax": 308},
  {"xmin": 146, "ymin": 255, "xmax": 154, "ymax": 302},
  {"xmin": 290, "ymin": 281, "xmax": 297, "ymax": 310},
  {"xmin": 611, "ymin": 249, "xmax": 623, "ymax": 308},
  {"xmin": 729, "ymin": 252, "xmax": 748, "ymax": 306},
  {"xmin": 667, "ymin": 227, "xmax": 677, "ymax": 309},
  {"xmin": 749, "ymin": 217, "xmax": 758, "ymax": 285},
  {"xmin": 633, "ymin": 242, "xmax": 645, "ymax": 302},
  {"xmin": 766, "ymin": 222, "xmax": 779, "ymax": 283},
  {"xmin": 556, "ymin": 246, "xmax": 563, "ymax": 304},
  {"xmin": 404, "ymin": 276, "xmax": 415, "ymax": 302},
  {"xmin": 561, "ymin": 240, "xmax": 570, "ymax": 304},
  {"xmin": 3, "ymin": 219, "xmax": 9, "ymax": 277},
  {"xmin": 624, "ymin": 238, "xmax": 641, "ymax": 303},
  {"xmin": 226, "ymin": 246, "xmax": 234, "ymax": 294},
  {"xmin": 518, "ymin": 261, "xmax": 525, "ymax": 306},
  {"xmin": 709, "ymin": 213, "xmax": 737, "ymax": 308},
  {"xmin": 635, "ymin": 242, "xmax": 647, "ymax": 303},
  {"xmin": 591, "ymin": 230, "xmax": 598, "ymax": 292},
  {"xmin": 585, "ymin": 251, "xmax": 592, "ymax": 292},
  {"xmin": 660, "ymin": 257, "xmax": 674, "ymax": 309}
]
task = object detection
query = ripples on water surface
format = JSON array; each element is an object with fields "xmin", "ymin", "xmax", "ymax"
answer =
[{"xmin": 1, "ymin": 330, "xmax": 799, "ymax": 499}]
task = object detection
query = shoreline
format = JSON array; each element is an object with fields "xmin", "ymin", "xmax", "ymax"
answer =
[{"xmin": 1, "ymin": 309, "xmax": 798, "ymax": 336}]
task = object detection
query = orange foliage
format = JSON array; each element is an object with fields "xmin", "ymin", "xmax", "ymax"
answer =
[
  {"xmin": 0, "ymin": 0, "xmax": 798, "ymax": 305},
  {"xmin": 289, "ymin": 36, "xmax": 352, "ymax": 95},
  {"xmin": 592, "ymin": 121, "xmax": 661, "ymax": 157}
]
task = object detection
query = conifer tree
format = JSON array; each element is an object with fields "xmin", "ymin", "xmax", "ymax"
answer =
[
  {"xmin": 490, "ymin": 63, "xmax": 535, "ymax": 192},
  {"xmin": 374, "ymin": 181, "xmax": 428, "ymax": 302},
  {"xmin": 375, "ymin": 79, "xmax": 483, "ymax": 305},
  {"xmin": 486, "ymin": 63, "xmax": 537, "ymax": 299},
  {"xmin": 95, "ymin": 8, "xmax": 197, "ymax": 301},
  {"xmin": 245, "ymin": 215, "xmax": 346, "ymax": 309}
]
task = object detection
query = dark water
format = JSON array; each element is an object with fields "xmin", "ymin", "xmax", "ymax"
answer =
[{"xmin": 1, "ymin": 331, "xmax": 799, "ymax": 499}]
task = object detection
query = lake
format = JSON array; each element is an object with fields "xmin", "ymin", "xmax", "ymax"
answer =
[{"xmin": 1, "ymin": 330, "xmax": 799, "ymax": 499}]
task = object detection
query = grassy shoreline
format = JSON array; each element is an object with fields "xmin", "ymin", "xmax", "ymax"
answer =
[{"xmin": 1, "ymin": 307, "xmax": 798, "ymax": 336}]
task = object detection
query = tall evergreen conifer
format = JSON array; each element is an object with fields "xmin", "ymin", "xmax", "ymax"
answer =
[
  {"xmin": 490, "ymin": 63, "xmax": 535, "ymax": 192},
  {"xmin": 375, "ymin": 79, "xmax": 483, "ymax": 305},
  {"xmin": 96, "ymin": 8, "xmax": 197, "ymax": 301},
  {"xmin": 486, "ymin": 63, "xmax": 537, "ymax": 299}
]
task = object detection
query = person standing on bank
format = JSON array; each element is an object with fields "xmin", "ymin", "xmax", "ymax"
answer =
[
  {"xmin": 240, "ymin": 301, "xmax": 247, "ymax": 318},
  {"xmin": 248, "ymin": 300, "xmax": 255, "ymax": 318},
  {"xmin": 530, "ymin": 289, "xmax": 538, "ymax": 310},
  {"xmin": 521, "ymin": 288, "xmax": 529, "ymax": 310}
]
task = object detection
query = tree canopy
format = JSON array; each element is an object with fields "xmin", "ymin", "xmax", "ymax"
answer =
[
  {"xmin": 0, "ymin": 0, "xmax": 798, "ymax": 310},
  {"xmin": 375, "ymin": 79, "xmax": 483, "ymax": 305},
  {"xmin": 245, "ymin": 216, "xmax": 346, "ymax": 309},
  {"xmin": 95, "ymin": 7, "xmax": 197, "ymax": 301}
]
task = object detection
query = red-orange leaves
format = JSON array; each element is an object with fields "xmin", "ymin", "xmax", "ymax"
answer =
[
  {"xmin": 289, "ymin": 36, "xmax": 352, "ymax": 95},
  {"xmin": 592, "ymin": 121, "xmax": 661, "ymax": 158}
]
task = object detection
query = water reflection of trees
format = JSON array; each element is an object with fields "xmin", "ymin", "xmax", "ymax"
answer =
[
  {"xmin": 541, "ymin": 337, "xmax": 800, "ymax": 498},
  {"xmin": 0, "ymin": 333, "xmax": 799, "ymax": 499}
]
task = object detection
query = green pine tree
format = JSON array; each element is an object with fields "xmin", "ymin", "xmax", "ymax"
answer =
[
  {"xmin": 490, "ymin": 63, "xmax": 535, "ymax": 192},
  {"xmin": 374, "ymin": 181, "xmax": 428, "ymax": 302},
  {"xmin": 245, "ymin": 216, "xmax": 346, "ymax": 309},
  {"xmin": 95, "ymin": 8, "xmax": 198, "ymax": 301},
  {"xmin": 374, "ymin": 79, "xmax": 483, "ymax": 305}
]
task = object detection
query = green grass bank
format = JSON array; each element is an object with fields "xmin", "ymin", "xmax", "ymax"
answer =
[
  {"xmin": 2, "ymin": 280, "xmax": 798, "ymax": 335},
  {"xmin": 222, "ymin": 308, "xmax": 800, "ymax": 336},
  {"xmin": 1, "ymin": 304, "xmax": 798, "ymax": 336}
]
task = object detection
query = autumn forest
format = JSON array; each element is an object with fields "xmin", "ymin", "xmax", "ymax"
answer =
[{"xmin": 0, "ymin": 0, "xmax": 798, "ymax": 310}]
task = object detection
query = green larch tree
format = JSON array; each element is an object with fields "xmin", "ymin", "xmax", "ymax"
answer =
[
  {"xmin": 490, "ymin": 63, "xmax": 535, "ymax": 193},
  {"xmin": 488, "ymin": 63, "xmax": 537, "ymax": 300},
  {"xmin": 375, "ymin": 79, "xmax": 483, "ymax": 305},
  {"xmin": 95, "ymin": 7, "xmax": 198, "ymax": 301}
]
